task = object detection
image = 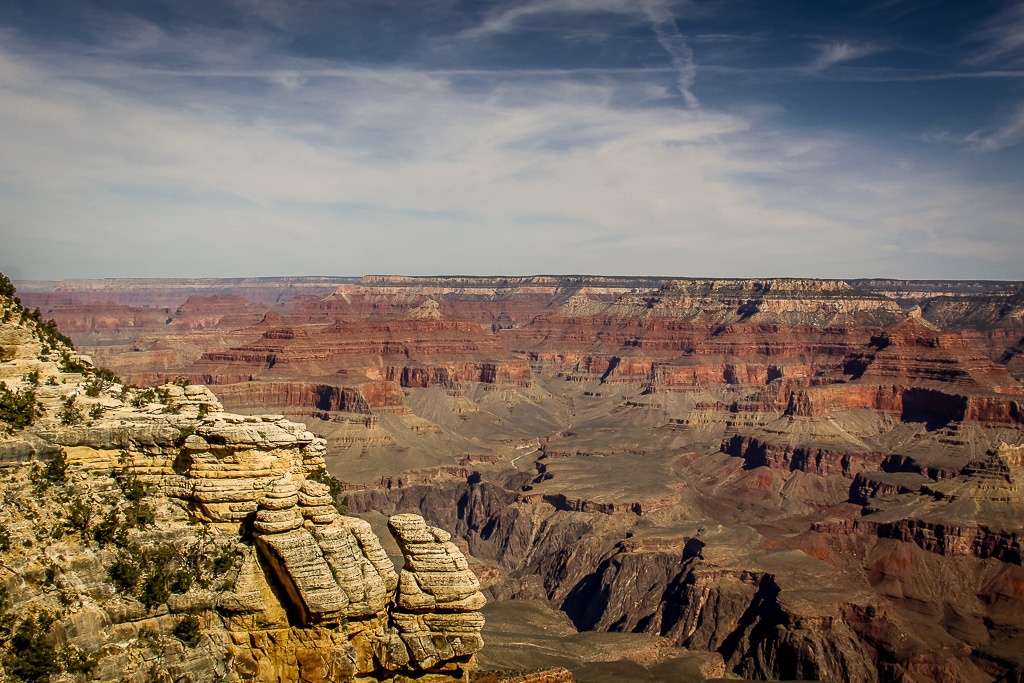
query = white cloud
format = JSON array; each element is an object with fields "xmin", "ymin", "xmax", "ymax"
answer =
[
  {"xmin": 460, "ymin": 0, "xmax": 652, "ymax": 39},
  {"xmin": 462, "ymin": 0, "xmax": 700, "ymax": 107},
  {"xmin": 809, "ymin": 41, "xmax": 884, "ymax": 71},
  {"xmin": 964, "ymin": 103, "xmax": 1024, "ymax": 152},
  {"xmin": 641, "ymin": 0, "xmax": 699, "ymax": 108},
  {"xmin": 0, "ymin": 39, "xmax": 1021, "ymax": 280},
  {"xmin": 971, "ymin": 3, "xmax": 1024, "ymax": 66},
  {"xmin": 921, "ymin": 102, "xmax": 1024, "ymax": 153}
]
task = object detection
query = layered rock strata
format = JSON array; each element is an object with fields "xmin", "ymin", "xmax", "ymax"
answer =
[
  {"xmin": 0, "ymin": 293, "xmax": 485, "ymax": 683},
  {"xmin": 389, "ymin": 514, "xmax": 487, "ymax": 668}
]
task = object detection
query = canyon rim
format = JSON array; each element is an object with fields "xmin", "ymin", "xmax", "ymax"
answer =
[{"xmin": 2, "ymin": 273, "xmax": 1022, "ymax": 682}]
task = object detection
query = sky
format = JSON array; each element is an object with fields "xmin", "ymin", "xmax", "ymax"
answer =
[{"xmin": 1, "ymin": 0, "xmax": 1023, "ymax": 280}]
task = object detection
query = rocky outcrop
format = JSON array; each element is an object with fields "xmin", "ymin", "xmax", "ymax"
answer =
[
  {"xmin": 724, "ymin": 433, "xmax": 887, "ymax": 478},
  {"xmin": 789, "ymin": 317, "xmax": 1024, "ymax": 426},
  {"xmin": 0, "ymin": 288, "xmax": 485, "ymax": 683},
  {"xmin": 389, "ymin": 514, "xmax": 487, "ymax": 668},
  {"xmin": 858, "ymin": 444, "xmax": 1024, "ymax": 564}
]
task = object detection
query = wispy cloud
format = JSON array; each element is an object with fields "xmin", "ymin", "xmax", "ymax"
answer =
[
  {"xmin": 970, "ymin": 2, "xmax": 1024, "ymax": 66},
  {"xmin": 1, "ymin": 36, "xmax": 1021, "ymax": 280},
  {"xmin": 461, "ymin": 0, "xmax": 700, "ymax": 107},
  {"xmin": 921, "ymin": 102, "xmax": 1024, "ymax": 153},
  {"xmin": 0, "ymin": 4, "xmax": 1022, "ymax": 280},
  {"xmin": 965, "ymin": 103, "xmax": 1024, "ymax": 152},
  {"xmin": 809, "ymin": 41, "xmax": 884, "ymax": 71},
  {"xmin": 460, "ymin": 0, "xmax": 647, "ymax": 39},
  {"xmin": 641, "ymin": 0, "xmax": 698, "ymax": 108}
]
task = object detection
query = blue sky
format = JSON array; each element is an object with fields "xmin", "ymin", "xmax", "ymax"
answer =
[{"xmin": 1, "ymin": 0, "xmax": 1022, "ymax": 280}]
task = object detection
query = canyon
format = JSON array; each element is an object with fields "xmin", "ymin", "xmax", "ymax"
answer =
[{"xmin": 7, "ymin": 274, "xmax": 1024, "ymax": 682}]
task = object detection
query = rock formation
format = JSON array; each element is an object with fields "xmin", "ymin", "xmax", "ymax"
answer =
[{"xmin": 0, "ymin": 281, "xmax": 485, "ymax": 683}]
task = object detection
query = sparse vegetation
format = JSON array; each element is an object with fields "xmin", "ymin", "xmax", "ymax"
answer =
[
  {"xmin": 83, "ymin": 367, "xmax": 120, "ymax": 398},
  {"xmin": 36, "ymin": 318, "xmax": 73, "ymax": 351},
  {"xmin": 58, "ymin": 354, "xmax": 88, "ymax": 374},
  {"xmin": 66, "ymin": 497, "xmax": 93, "ymax": 534},
  {"xmin": 107, "ymin": 537, "xmax": 224, "ymax": 610},
  {"xmin": 3, "ymin": 610, "xmax": 59, "ymax": 683},
  {"xmin": 108, "ymin": 549, "xmax": 143, "ymax": 594},
  {"xmin": 174, "ymin": 423, "xmax": 196, "ymax": 447},
  {"xmin": 57, "ymin": 395, "xmax": 84, "ymax": 426},
  {"xmin": 130, "ymin": 387, "xmax": 158, "ymax": 407},
  {"xmin": 306, "ymin": 467, "xmax": 349, "ymax": 514},
  {"xmin": 172, "ymin": 614, "xmax": 202, "ymax": 648},
  {"xmin": 42, "ymin": 450, "xmax": 69, "ymax": 484},
  {"xmin": 0, "ymin": 273, "xmax": 15, "ymax": 299},
  {"xmin": 0, "ymin": 382, "xmax": 41, "ymax": 431},
  {"xmin": 92, "ymin": 508, "xmax": 123, "ymax": 548}
]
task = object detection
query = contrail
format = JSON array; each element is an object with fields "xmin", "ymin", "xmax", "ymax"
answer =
[{"xmin": 642, "ymin": 0, "xmax": 699, "ymax": 109}]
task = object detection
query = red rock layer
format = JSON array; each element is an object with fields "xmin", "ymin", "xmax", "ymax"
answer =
[
  {"xmin": 192, "ymin": 318, "xmax": 533, "ymax": 388},
  {"xmin": 789, "ymin": 318, "xmax": 1024, "ymax": 425},
  {"xmin": 723, "ymin": 434, "xmax": 887, "ymax": 478},
  {"xmin": 202, "ymin": 381, "xmax": 405, "ymax": 413}
]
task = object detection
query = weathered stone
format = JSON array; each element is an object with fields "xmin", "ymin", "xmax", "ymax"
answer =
[
  {"xmin": 255, "ymin": 529, "xmax": 348, "ymax": 625},
  {"xmin": 312, "ymin": 522, "xmax": 391, "ymax": 618},
  {"xmin": 387, "ymin": 513, "xmax": 486, "ymax": 668}
]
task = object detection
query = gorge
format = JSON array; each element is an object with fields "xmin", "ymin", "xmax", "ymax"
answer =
[{"xmin": 4, "ymin": 274, "xmax": 1024, "ymax": 683}]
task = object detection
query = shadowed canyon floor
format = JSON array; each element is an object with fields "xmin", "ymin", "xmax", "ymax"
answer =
[{"xmin": 10, "ymin": 275, "xmax": 1024, "ymax": 682}]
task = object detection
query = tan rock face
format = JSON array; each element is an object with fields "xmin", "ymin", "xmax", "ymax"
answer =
[
  {"xmin": 0, "ymin": 294, "xmax": 484, "ymax": 683},
  {"xmin": 388, "ymin": 514, "xmax": 486, "ymax": 668},
  {"xmin": 245, "ymin": 478, "xmax": 485, "ymax": 673}
]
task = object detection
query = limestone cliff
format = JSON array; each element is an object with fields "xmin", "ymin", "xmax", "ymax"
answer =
[{"xmin": 0, "ymin": 280, "xmax": 484, "ymax": 683}]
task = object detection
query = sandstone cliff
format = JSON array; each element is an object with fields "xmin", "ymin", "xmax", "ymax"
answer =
[{"xmin": 0, "ymin": 281, "xmax": 485, "ymax": 683}]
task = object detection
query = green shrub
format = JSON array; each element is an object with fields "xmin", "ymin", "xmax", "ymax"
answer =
[
  {"xmin": 0, "ymin": 273, "xmax": 14, "ymax": 299},
  {"xmin": 130, "ymin": 388, "xmax": 157, "ymax": 407},
  {"xmin": 4, "ymin": 611, "xmax": 58, "ymax": 683},
  {"xmin": 42, "ymin": 450, "xmax": 69, "ymax": 484},
  {"xmin": 89, "ymin": 404, "xmax": 104, "ymax": 419},
  {"xmin": 211, "ymin": 545, "xmax": 237, "ymax": 576},
  {"xmin": 123, "ymin": 501, "xmax": 155, "ymax": 529},
  {"xmin": 93, "ymin": 367, "xmax": 120, "ymax": 385},
  {"xmin": 24, "ymin": 370, "xmax": 39, "ymax": 387},
  {"xmin": 66, "ymin": 498, "xmax": 92, "ymax": 533},
  {"xmin": 306, "ymin": 467, "xmax": 348, "ymax": 514},
  {"xmin": 107, "ymin": 541, "xmax": 199, "ymax": 609},
  {"xmin": 172, "ymin": 614, "xmax": 202, "ymax": 648},
  {"xmin": 118, "ymin": 471, "xmax": 147, "ymax": 503},
  {"xmin": 0, "ymin": 383, "xmax": 40, "ymax": 431},
  {"xmin": 60, "ymin": 644, "xmax": 96, "ymax": 677},
  {"xmin": 83, "ymin": 367, "xmax": 119, "ymax": 399},
  {"xmin": 92, "ymin": 509, "xmax": 121, "ymax": 548},
  {"xmin": 108, "ymin": 552, "xmax": 142, "ymax": 594},
  {"xmin": 57, "ymin": 395, "xmax": 84, "ymax": 426},
  {"xmin": 58, "ymin": 354, "xmax": 87, "ymax": 374},
  {"xmin": 36, "ymin": 318, "xmax": 74, "ymax": 351}
]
